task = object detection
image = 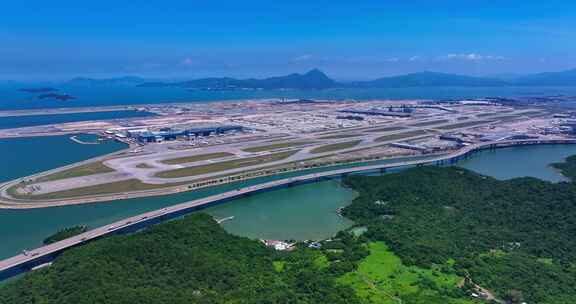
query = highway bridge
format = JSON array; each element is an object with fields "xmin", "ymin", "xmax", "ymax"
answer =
[{"xmin": 1, "ymin": 138, "xmax": 575, "ymax": 281}]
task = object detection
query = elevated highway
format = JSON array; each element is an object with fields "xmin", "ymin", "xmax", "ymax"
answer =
[{"xmin": 1, "ymin": 139, "xmax": 575, "ymax": 281}]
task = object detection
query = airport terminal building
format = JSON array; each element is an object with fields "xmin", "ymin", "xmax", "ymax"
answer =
[{"xmin": 127, "ymin": 125, "xmax": 244, "ymax": 143}]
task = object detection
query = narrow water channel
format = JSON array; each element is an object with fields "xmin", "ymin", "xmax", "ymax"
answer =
[{"xmin": 0, "ymin": 136, "xmax": 574, "ymax": 259}]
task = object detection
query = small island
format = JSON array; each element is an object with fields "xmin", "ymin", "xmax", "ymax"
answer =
[{"xmin": 37, "ymin": 93, "xmax": 76, "ymax": 101}]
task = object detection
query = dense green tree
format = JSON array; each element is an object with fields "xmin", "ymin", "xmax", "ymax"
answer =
[
  {"xmin": 342, "ymin": 165, "xmax": 576, "ymax": 303},
  {"xmin": 0, "ymin": 214, "xmax": 360, "ymax": 304},
  {"xmin": 551, "ymin": 155, "xmax": 576, "ymax": 180}
]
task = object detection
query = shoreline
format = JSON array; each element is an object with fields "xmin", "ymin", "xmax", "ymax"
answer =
[
  {"xmin": 0, "ymin": 153, "xmax": 441, "ymax": 209},
  {"xmin": 0, "ymin": 106, "xmax": 137, "ymax": 118},
  {"xmin": 1, "ymin": 139, "xmax": 575, "ymax": 209}
]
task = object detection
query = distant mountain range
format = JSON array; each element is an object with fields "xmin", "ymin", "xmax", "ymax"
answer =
[
  {"xmin": 511, "ymin": 69, "xmax": 576, "ymax": 86},
  {"xmin": 354, "ymin": 71, "xmax": 507, "ymax": 88},
  {"xmin": 65, "ymin": 76, "xmax": 149, "ymax": 87},
  {"xmin": 59, "ymin": 68, "xmax": 576, "ymax": 89},
  {"xmin": 138, "ymin": 69, "xmax": 337, "ymax": 90}
]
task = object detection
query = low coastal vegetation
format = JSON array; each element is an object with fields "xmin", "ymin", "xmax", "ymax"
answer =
[{"xmin": 43, "ymin": 225, "xmax": 88, "ymax": 245}]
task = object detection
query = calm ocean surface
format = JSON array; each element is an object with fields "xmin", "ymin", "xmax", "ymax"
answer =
[
  {"xmin": 2, "ymin": 84, "xmax": 576, "ymax": 110},
  {"xmin": 0, "ymin": 110, "xmax": 156, "ymax": 130}
]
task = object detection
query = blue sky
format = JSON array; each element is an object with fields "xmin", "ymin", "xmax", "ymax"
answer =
[{"xmin": 2, "ymin": 0, "xmax": 576, "ymax": 80}]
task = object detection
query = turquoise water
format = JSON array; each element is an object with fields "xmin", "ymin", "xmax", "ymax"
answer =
[
  {"xmin": 0, "ymin": 111, "xmax": 156, "ymax": 130},
  {"xmin": 3, "ymin": 84, "xmax": 576, "ymax": 110},
  {"xmin": 207, "ymin": 181, "xmax": 355, "ymax": 241},
  {"xmin": 0, "ymin": 141, "xmax": 574, "ymax": 258},
  {"xmin": 458, "ymin": 144, "xmax": 576, "ymax": 182},
  {"xmin": 0, "ymin": 135, "xmax": 127, "ymax": 182}
]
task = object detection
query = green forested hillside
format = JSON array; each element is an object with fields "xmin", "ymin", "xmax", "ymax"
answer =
[
  {"xmin": 3, "ymin": 162, "xmax": 576, "ymax": 304},
  {"xmin": 0, "ymin": 214, "xmax": 361, "ymax": 304},
  {"xmin": 552, "ymin": 154, "xmax": 576, "ymax": 180},
  {"xmin": 343, "ymin": 166, "xmax": 576, "ymax": 304}
]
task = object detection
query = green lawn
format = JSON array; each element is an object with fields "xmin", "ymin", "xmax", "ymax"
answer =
[
  {"xmin": 364, "ymin": 126, "xmax": 407, "ymax": 133},
  {"xmin": 436, "ymin": 120, "xmax": 494, "ymax": 130},
  {"xmin": 161, "ymin": 152, "xmax": 234, "ymax": 165},
  {"xmin": 156, "ymin": 150, "xmax": 299, "ymax": 178},
  {"xmin": 36, "ymin": 161, "xmax": 114, "ymax": 182},
  {"xmin": 476, "ymin": 113, "xmax": 500, "ymax": 118},
  {"xmin": 338, "ymin": 242, "xmax": 475, "ymax": 304},
  {"xmin": 493, "ymin": 115, "xmax": 523, "ymax": 121},
  {"xmin": 374, "ymin": 130, "xmax": 430, "ymax": 142},
  {"xmin": 311, "ymin": 140, "xmax": 361, "ymax": 154},
  {"xmin": 135, "ymin": 163, "xmax": 155, "ymax": 169},
  {"xmin": 17, "ymin": 179, "xmax": 184, "ymax": 200},
  {"xmin": 242, "ymin": 141, "xmax": 315, "ymax": 153},
  {"xmin": 319, "ymin": 134, "xmax": 362, "ymax": 139},
  {"xmin": 409, "ymin": 120, "xmax": 449, "ymax": 127}
]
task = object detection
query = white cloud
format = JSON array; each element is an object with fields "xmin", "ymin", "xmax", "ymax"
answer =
[
  {"xmin": 440, "ymin": 53, "xmax": 505, "ymax": 61},
  {"xmin": 292, "ymin": 54, "xmax": 314, "ymax": 62},
  {"xmin": 408, "ymin": 56, "xmax": 425, "ymax": 62},
  {"xmin": 181, "ymin": 57, "xmax": 194, "ymax": 66}
]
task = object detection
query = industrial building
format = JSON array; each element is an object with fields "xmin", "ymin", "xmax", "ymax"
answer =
[{"xmin": 128, "ymin": 125, "xmax": 244, "ymax": 143}]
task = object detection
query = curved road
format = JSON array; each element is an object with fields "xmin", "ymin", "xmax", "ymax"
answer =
[{"xmin": 1, "ymin": 138, "xmax": 575, "ymax": 281}]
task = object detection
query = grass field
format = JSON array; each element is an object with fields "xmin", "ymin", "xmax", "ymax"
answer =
[
  {"xmin": 364, "ymin": 126, "xmax": 407, "ymax": 133},
  {"xmin": 436, "ymin": 120, "xmax": 495, "ymax": 130},
  {"xmin": 310, "ymin": 140, "xmax": 361, "ymax": 154},
  {"xmin": 318, "ymin": 134, "xmax": 362, "ymax": 139},
  {"xmin": 17, "ymin": 179, "xmax": 181, "ymax": 200},
  {"xmin": 242, "ymin": 141, "xmax": 314, "ymax": 153},
  {"xmin": 161, "ymin": 152, "xmax": 234, "ymax": 165},
  {"xmin": 476, "ymin": 113, "xmax": 500, "ymax": 118},
  {"xmin": 374, "ymin": 130, "xmax": 430, "ymax": 142},
  {"xmin": 156, "ymin": 150, "xmax": 299, "ymax": 178},
  {"xmin": 494, "ymin": 114, "xmax": 523, "ymax": 120},
  {"xmin": 135, "ymin": 163, "xmax": 155, "ymax": 169},
  {"xmin": 520, "ymin": 110, "xmax": 545, "ymax": 116},
  {"xmin": 409, "ymin": 119, "xmax": 449, "ymax": 127},
  {"xmin": 35, "ymin": 162, "xmax": 114, "ymax": 182},
  {"xmin": 338, "ymin": 242, "xmax": 475, "ymax": 304}
]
